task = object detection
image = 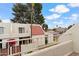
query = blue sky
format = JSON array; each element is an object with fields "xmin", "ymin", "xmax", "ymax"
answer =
[{"xmin": 0, "ymin": 3, "xmax": 79, "ymax": 29}]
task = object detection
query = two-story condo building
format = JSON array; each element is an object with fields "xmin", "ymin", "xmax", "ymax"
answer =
[{"xmin": 0, "ymin": 23, "xmax": 53, "ymax": 56}]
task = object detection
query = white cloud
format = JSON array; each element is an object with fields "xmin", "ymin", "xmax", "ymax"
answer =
[
  {"xmin": 2, "ymin": 19, "xmax": 11, "ymax": 23},
  {"xmin": 45, "ymin": 14, "xmax": 61, "ymax": 20},
  {"xmin": 68, "ymin": 14, "xmax": 79, "ymax": 21},
  {"xmin": 64, "ymin": 14, "xmax": 79, "ymax": 24},
  {"xmin": 64, "ymin": 14, "xmax": 79, "ymax": 20},
  {"xmin": 49, "ymin": 8, "xmax": 54, "ymax": 12},
  {"xmin": 53, "ymin": 21, "xmax": 63, "ymax": 25},
  {"xmin": 49, "ymin": 5, "xmax": 70, "ymax": 14},
  {"xmin": 68, "ymin": 3, "xmax": 79, "ymax": 7},
  {"xmin": 71, "ymin": 14, "xmax": 79, "ymax": 20},
  {"xmin": 0, "ymin": 16, "xmax": 11, "ymax": 23}
]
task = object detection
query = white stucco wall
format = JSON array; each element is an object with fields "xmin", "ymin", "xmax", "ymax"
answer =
[
  {"xmin": 48, "ymin": 33, "xmax": 53, "ymax": 44},
  {"xmin": 11, "ymin": 23, "xmax": 31, "ymax": 37},
  {"xmin": 32, "ymin": 35, "xmax": 45, "ymax": 46},
  {"xmin": 58, "ymin": 24, "xmax": 79, "ymax": 53},
  {"xmin": 58, "ymin": 27, "xmax": 73, "ymax": 43},
  {"xmin": 70, "ymin": 24, "xmax": 79, "ymax": 53},
  {"xmin": 0, "ymin": 23, "xmax": 31, "ymax": 39},
  {"xmin": 0, "ymin": 23, "xmax": 11, "ymax": 39},
  {"xmin": 26, "ymin": 40, "xmax": 73, "ymax": 56},
  {"xmin": 21, "ymin": 35, "xmax": 45, "ymax": 55},
  {"xmin": 21, "ymin": 43, "xmax": 37, "ymax": 55},
  {"xmin": 0, "ymin": 23, "xmax": 31, "ymax": 49}
]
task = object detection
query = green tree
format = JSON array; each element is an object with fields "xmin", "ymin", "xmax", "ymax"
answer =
[
  {"xmin": 11, "ymin": 3, "xmax": 45, "ymax": 25},
  {"xmin": 68, "ymin": 24, "xmax": 75, "ymax": 29},
  {"xmin": 42, "ymin": 23, "xmax": 48, "ymax": 32},
  {"xmin": 68, "ymin": 25, "xmax": 73, "ymax": 29},
  {"xmin": 34, "ymin": 3, "xmax": 44, "ymax": 24},
  {"xmin": 53, "ymin": 28, "xmax": 56, "ymax": 32}
]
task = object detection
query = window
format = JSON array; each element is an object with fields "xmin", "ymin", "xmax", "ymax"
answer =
[
  {"xmin": 45, "ymin": 35, "xmax": 48, "ymax": 45},
  {"xmin": 0, "ymin": 27, "xmax": 4, "ymax": 34},
  {"xmin": 30, "ymin": 40, "xmax": 32, "ymax": 43},
  {"xmin": 25, "ymin": 40, "xmax": 29, "ymax": 44},
  {"xmin": 19, "ymin": 27, "xmax": 25, "ymax": 33},
  {"xmin": 19, "ymin": 41, "xmax": 22, "ymax": 45},
  {"xmin": 19, "ymin": 39, "xmax": 32, "ymax": 45},
  {"xmin": 0, "ymin": 39, "xmax": 2, "ymax": 49},
  {"xmin": 53, "ymin": 36, "xmax": 58, "ymax": 42},
  {"xmin": 29, "ymin": 39, "xmax": 32, "ymax": 43},
  {"xmin": 45, "ymin": 36, "xmax": 48, "ymax": 45},
  {"xmin": 23, "ymin": 40, "xmax": 25, "ymax": 44}
]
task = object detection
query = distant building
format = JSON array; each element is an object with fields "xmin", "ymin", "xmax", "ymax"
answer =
[
  {"xmin": 48, "ymin": 27, "xmax": 67, "ymax": 35},
  {"xmin": 47, "ymin": 27, "xmax": 68, "ymax": 42},
  {"xmin": 54, "ymin": 27, "xmax": 68, "ymax": 33}
]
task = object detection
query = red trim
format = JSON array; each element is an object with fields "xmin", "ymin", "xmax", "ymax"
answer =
[{"xmin": 8, "ymin": 39, "xmax": 16, "ymax": 46}]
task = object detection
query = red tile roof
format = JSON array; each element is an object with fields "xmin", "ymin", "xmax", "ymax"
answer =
[{"xmin": 32, "ymin": 26, "xmax": 44, "ymax": 35}]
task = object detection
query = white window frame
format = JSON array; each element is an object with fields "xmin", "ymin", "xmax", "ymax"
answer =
[
  {"xmin": 0, "ymin": 27, "xmax": 4, "ymax": 34},
  {"xmin": 19, "ymin": 27, "xmax": 25, "ymax": 33}
]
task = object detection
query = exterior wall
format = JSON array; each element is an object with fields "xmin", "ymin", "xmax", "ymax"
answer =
[
  {"xmin": 26, "ymin": 40, "xmax": 73, "ymax": 56},
  {"xmin": 0, "ymin": 23, "xmax": 31, "ymax": 39},
  {"xmin": 58, "ymin": 32, "xmax": 72, "ymax": 43},
  {"xmin": 47, "ymin": 33, "xmax": 53, "ymax": 44},
  {"xmin": 58, "ymin": 27, "xmax": 73, "ymax": 43},
  {"xmin": 11, "ymin": 23, "xmax": 31, "ymax": 37},
  {"xmin": 70, "ymin": 24, "xmax": 79, "ymax": 53},
  {"xmin": 32, "ymin": 35, "xmax": 45, "ymax": 47},
  {"xmin": 58, "ymin": 24, "xmax": 79, "ymax": 53},
  {"xmin": 21, "ymin": 35, "xmax": 45, "ymax": 55},
  {"xmin": 0, "ymin": 23, "xmax": 11, "ymax": 39},
  {"xmin": 21, "ymin": 43, "xmax": 37, "ymax": 55},
  {"xmin": 21, "ymin": 34, "xmax": 54, "ymax": 55},
  {"xmin": 2, "ymin": 39, "xmax": 8, "ymax": 49},
  {"xmin": 0, "ymin": 23, "xmax": 31, "ymax": 49}
]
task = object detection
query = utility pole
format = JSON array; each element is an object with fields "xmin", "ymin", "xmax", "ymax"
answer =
[{"xmin": 31, "ymin": 3, "xmax": 35, "ymax": 38}]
